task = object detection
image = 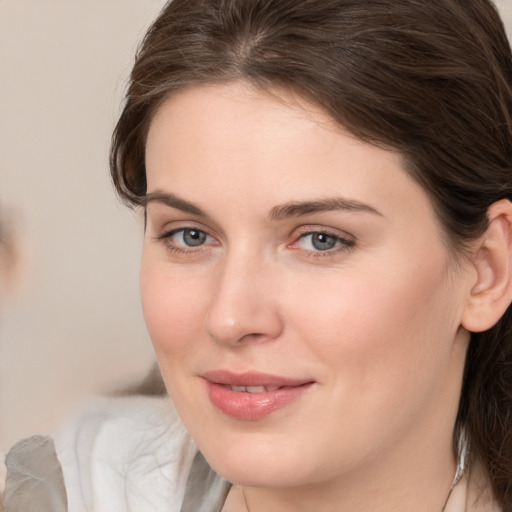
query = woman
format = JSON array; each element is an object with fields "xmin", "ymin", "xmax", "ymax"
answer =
[
  {"xmin": 110, "ymin": 0, "xmax": 512, "ymax": 510},
  {"xmin": 4, "ymin": 0, "xmax": 512, "ymax": 511}
]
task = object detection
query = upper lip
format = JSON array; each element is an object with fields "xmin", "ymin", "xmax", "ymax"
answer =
[{"xmin": 202, "ymin": 370, "xmax": 314, "ymax": 388}]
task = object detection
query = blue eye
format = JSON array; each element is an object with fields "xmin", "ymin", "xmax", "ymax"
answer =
[
  {"xmin": 179, "ymin": 229, "xmax": 208, "ymax": 247},
  {"xmin": 160, "ymin": 228, "xmax": 212, "ymax": 250},
  {"xmin": 169, "ymin": 228, "xmax": 209, "ymax": 247},
  {"xmin": 309, "ymin": 233, "xmax": 337, "ymax": 251},
  {"xmin": 297, "ymin": 232, "xmax": 352, "ymax": 252}
]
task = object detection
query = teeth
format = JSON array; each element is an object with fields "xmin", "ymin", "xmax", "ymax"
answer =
[
  {"xmin": 229, "ymin": 385, "xmax": 280, "ymax": 393},
  {"xmin": 246, "ymin": 386, "xmax": 266, "ymax": 393}
]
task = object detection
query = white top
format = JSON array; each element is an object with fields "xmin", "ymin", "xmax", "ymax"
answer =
[{"xmin": 55, "ymin": 395, "xmax": 227, "ymax": 512}]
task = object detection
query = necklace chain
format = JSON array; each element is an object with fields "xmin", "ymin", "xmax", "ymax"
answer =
[{"xmin": 242, "ymin": 487, "xmax": 250, "ymax": 512}]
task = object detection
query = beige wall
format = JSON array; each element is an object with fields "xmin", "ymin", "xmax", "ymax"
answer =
[
  {"xmin": 500, "ymin": 0, "xmax": 512, "ymax": 27},
  {"xmin": 0, "ymin": 0, "xmax": 511, "ymax": 451},
  {"xmin": 0, "ymin": 0, "xmax": 167, "ymax": 450}
]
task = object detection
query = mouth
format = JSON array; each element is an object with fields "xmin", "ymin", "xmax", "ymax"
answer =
[
  {"xmin": 226, "ymin": 385, "xmax": 282, "ymax": 393},
  {"xmin": 202, "ymin": 370, "xmax": 315, "ymax": 420},
  {"xmin": 202, "ymin": 369, "xmax": 313, "ymax": 388}
]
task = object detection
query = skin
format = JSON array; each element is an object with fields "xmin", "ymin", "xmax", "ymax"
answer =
[{"xmin": 141, "ymin": 82, "xmax": 478, "ymax": 512}]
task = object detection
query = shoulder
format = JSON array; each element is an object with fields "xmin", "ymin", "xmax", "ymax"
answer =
[{"xmin": 55, "ymin": 395, "xmax": 199, "ymax": 512}]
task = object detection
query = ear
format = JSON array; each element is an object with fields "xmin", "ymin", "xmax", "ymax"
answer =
[{"xmin": 462, "ymin": 199, "xmax": 512, "ymax": 333}]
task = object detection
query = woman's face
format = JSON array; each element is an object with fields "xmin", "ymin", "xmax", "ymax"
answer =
[{"xmin": 142, "ymin": 83, "xmax": 473, "ymax": 488}]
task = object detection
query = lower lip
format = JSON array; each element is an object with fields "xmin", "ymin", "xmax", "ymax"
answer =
[{"xmin": 205, "ymin": 381, "xmax": 313, "ymax": 420}]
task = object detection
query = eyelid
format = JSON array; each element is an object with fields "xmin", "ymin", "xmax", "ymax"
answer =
[
  {"xmin": 291, "ymin": 225, "xmax": 355, "ymax": 241},
  {"xmin": 151, "ymin": 218, "xmax": 214, "ymax": 240},
  {"xmin": 160, "ymin": 226, "xmax": 209, "ymax": 239}
]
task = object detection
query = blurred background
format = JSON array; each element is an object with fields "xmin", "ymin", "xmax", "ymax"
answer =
[
  {"xmin": 0, "ymin": 0, "xmax": 511, "ymax": 452},
  {"xmin": 0, "ymin": 0, "xmax": 167, "ymax": 451}
]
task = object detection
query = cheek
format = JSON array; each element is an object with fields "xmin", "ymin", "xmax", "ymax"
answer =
[
  {"xmin": 286, "ymin": 254, "xmax": 460, "ymax": 393},
  {"xmin": 140, "ymin": 254, "xmax": 208, "ymax": 358},
  {"xmin": 274, "ymin": 258, "xmax": 463, "ymax": 463}
]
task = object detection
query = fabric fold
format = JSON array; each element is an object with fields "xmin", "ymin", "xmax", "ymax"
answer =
[{"xmin": 3, "ymin": 435, "xmax": 68, "ymax": 512}]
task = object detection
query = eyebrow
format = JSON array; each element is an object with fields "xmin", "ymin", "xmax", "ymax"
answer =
[
  {"xmin": 143, "ymin": 190, "xmax": 382, "ymax": 220},
  {"xmin": 143, "ymin": 191, "xmax": 209, "ymax": 218},
  {"xmin": 269, "ymin": 198, "xmax": 383, "ymax": 220}
]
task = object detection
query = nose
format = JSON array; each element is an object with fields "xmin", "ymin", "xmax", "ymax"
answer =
[{"xmin": 204, "ymin": 255, "xmax": 284, "ymax": 347}]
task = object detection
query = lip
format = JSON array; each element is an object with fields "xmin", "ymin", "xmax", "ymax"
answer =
[{"xmin": 202, "ymin": 370, "xmax": 315, "ymax": 420}]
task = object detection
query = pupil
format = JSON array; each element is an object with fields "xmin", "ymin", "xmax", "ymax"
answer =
[
  {"xmin": 312, "ymin": 233, "xmax": 336, "ymax": 251},
  {"xmin": 184, "ymin": 229, "xmax": 206, "ymax": 246}
]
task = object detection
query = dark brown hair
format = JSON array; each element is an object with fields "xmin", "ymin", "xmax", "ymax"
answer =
[{"xmin": 110, "ymin": 0, "xmax": 512, "ymax": 507}]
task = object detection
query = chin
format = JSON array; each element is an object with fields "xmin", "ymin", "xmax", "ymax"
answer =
[
  {"xmin": 210, "ymin": 458, "xmax": 307, "ymax": 488},
  {"xmin": 195, "ymin": 432, "xmax": 318, "ymax": 488}
]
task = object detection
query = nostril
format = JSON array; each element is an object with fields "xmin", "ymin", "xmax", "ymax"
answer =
[{"xmin": 241, "ymin": 332, "xmax": 267, "ymax": 341}]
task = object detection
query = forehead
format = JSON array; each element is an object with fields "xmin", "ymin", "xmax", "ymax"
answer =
[
  {"xmin": 147, "ymin": 82, "xmax": 342, "ymax": 161},
  {"xmin": 145, "ymin": 82, "xmax": 435, "ymax": 226}
]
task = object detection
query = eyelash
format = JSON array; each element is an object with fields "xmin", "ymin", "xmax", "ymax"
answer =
[
  {"xmin": 155, "ymin": 227, "xmax": 355, "ymax": 258},
  {"xmin": 288, "ymin": 229, "xmax": 355, "ymax": 258},
  {"xmin": 155, "ymin": 227, "xmax": 216, "ymax": 256}
]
